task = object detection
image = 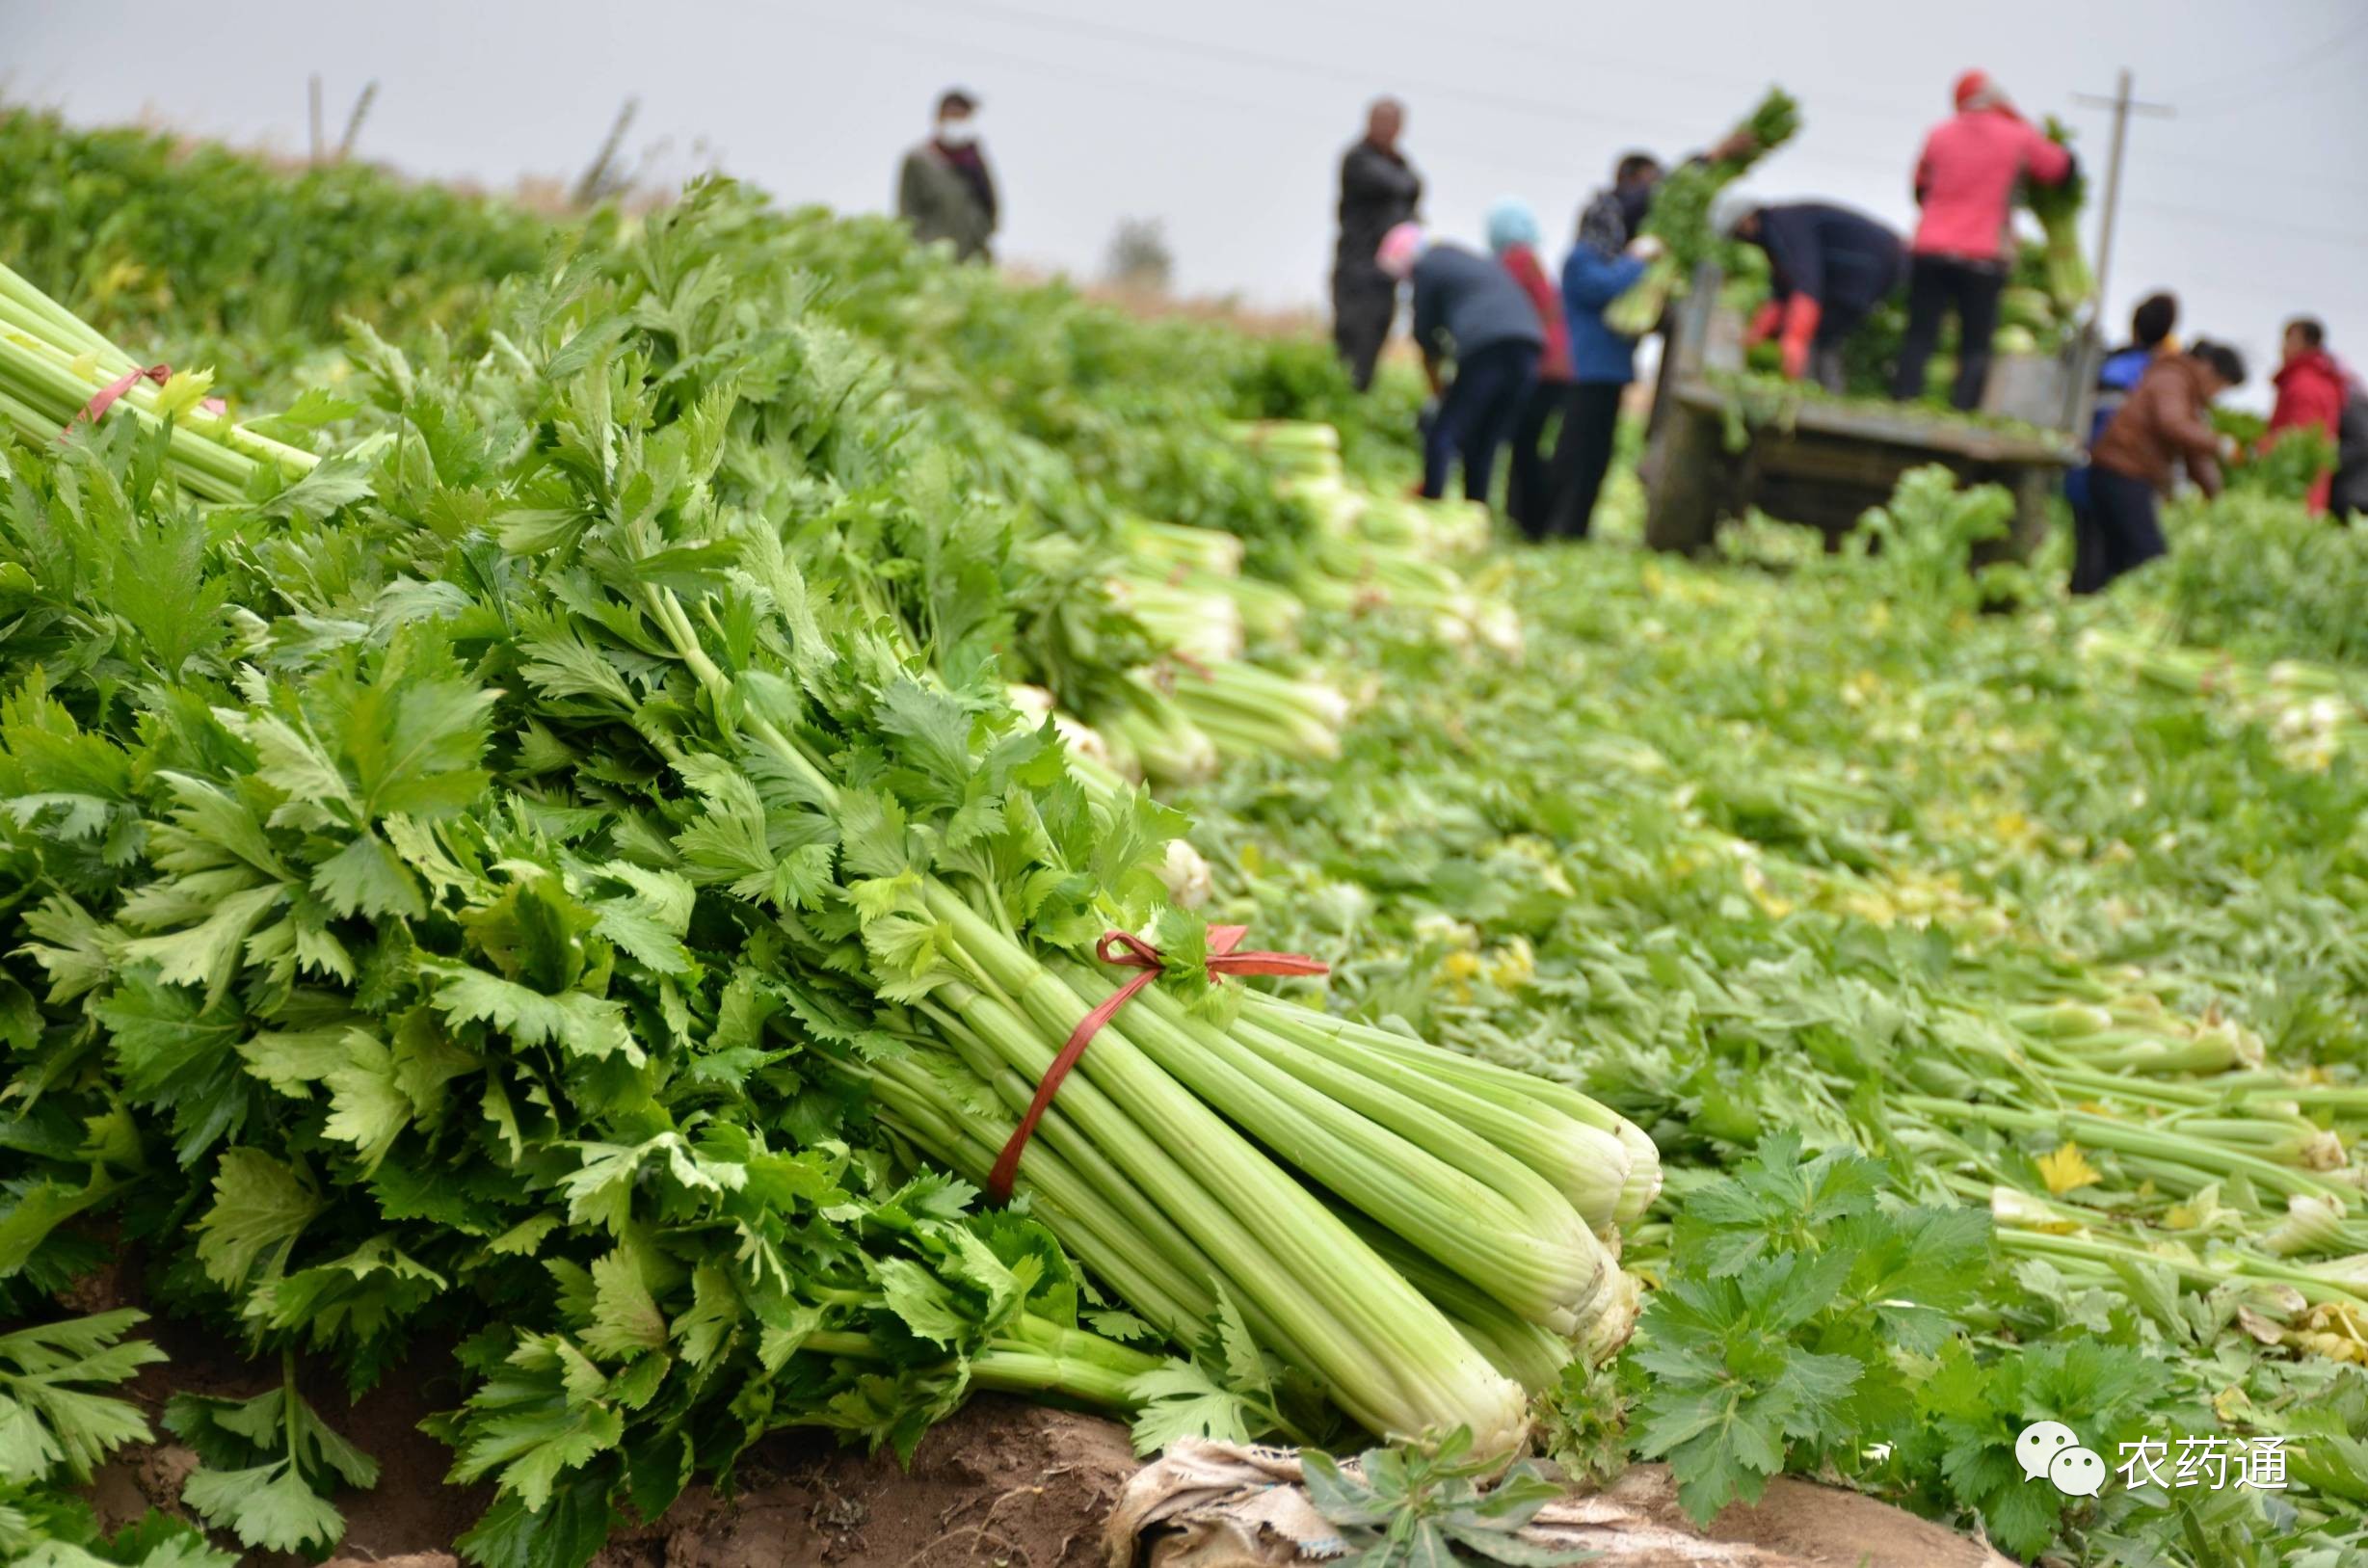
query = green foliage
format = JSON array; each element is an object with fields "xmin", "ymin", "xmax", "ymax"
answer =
[
  {"xmin": 1629, "ymin": 1135, "xmax": 1991, "ymax": 1522},
  {"xmin": 167, "ymin": 1369, "xmax": 376, "ymax": 1554},
  {"xmin": 2228, "ymin": 425, "xmax": 2339, "ymax": 503},
  {"xmin": 2154, "ymin": 489, "xmax": 2368, "ymax": 665},
  {"xmin": 4, "ymin": 102, "xmax": 2366, "ymax": 1568},
  {"xmin": 0, "ymin": 1480, "xmax": 236, "ymax": 1568},
  {"xmin": 1300, "ymin": 1427, "xmax": 1592, "ymax": 1567},
  {"xmin": 0, "ymin": 1312, "xmax": 163, "ymax": 1485},
  {"xmin": 0, "ymin": 106, "xmax": 553, "ymax": 387}
]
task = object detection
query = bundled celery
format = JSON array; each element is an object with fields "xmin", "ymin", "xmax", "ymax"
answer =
[
  {"xmin": 1605, "ymin": 89, "xmax": 1802, "ymax": 336},
  {"xmin": 2024, "ymin": 118, "xmax": 2092, "ymax": 314},
  {"xmin": 0, "ymin": 260, "xmax": 318, "ymax": 499}
]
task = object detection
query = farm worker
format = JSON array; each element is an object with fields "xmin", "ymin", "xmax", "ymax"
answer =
[
  {"xmin": 2067, "ymin": 292, "xmax": 2179, "ymax": 590},
  {"xmin": 1890, "ymin": 70, "xmax": 2076, "ymax": 411},
  {"xmin": 1485, "ymin": 198, "xmax": 1576, "ymax": 539},
  {"xmin": 2334, "ymin": 376, "xmax": 2368, "ymax": 522},
  {"xmin": 2081, "ymin": 340, "xmax": 2247, "ymax": 594},
  {"xmin": 1379, "ymin": 223, "xmax": 1544, "ymax": 504},
  {"xmin": 896, "ymin": 89, "xmax": 998, "ymax": 262},
  {"xmin": 1333, "ymin": 98, "xmax": 1424, "ymax": 391},
  {"xmin": 1717, "ymin": 194, "xmax": 1905, "ymax": 393},
  {"xmin": 1545, "ymin": 152, "xmax": 1665, "ymax": 540},
  {"xmin": 2264, "ymin": 317, "xmax": 2346, "ymax": 514},
  {"xmin": 1544, "ymin": 131, "xmax": 1753, "ymax": 539}
]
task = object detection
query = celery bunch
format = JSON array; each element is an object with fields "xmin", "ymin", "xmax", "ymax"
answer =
[{"xmin": 1605, "ymin": 88, "xmax": 1802, "ymax": 337}]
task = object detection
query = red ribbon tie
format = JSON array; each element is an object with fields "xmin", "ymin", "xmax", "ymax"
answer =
[
  {"xmin": 985, "ymin": 924, "xmax": 1327, "ymax": 1201},
  {"xmin": 76, "ymin": 364, "xmax": 172, "ymax": 430}
]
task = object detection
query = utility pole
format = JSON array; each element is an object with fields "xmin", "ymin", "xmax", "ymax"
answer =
[
  {"xmin": 2072, "ymin": 69, "xmax": 2175, "ymax": 320},
  {"xmin": 307, "ymin": 73, "xmax": 325, "ymax": 167},
  {"xmin": 336, "ymin": 80, "xmax": 380, "ymax": 163}
]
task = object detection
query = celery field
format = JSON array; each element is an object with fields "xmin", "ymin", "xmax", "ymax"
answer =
[{"xmin": 3, "ymin": 111, "xmax": 2368, "ymax": 1568}]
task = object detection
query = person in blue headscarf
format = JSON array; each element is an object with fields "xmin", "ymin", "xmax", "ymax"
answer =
[{"xmin": 1486, "ymin": 198, "xmax": 1576, "ymax": 539}]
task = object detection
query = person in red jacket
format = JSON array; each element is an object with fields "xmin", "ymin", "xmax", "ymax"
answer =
[
  {"xmin": 2265, "ymin": 316, "xmax": 2347, "ymax": 514},
  {"xmin": 1486, "ymin": 198, "xmax": 1575, "ymax": 539},
  {"xmin": 1890, "ymin": 70, "xmax": 2075, "ymax": 412}
]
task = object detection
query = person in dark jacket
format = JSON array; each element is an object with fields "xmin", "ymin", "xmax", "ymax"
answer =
[
  {"xmin": 1378, "ymin": 223, "xmax": 1544, "ymax": 503},
  {"xmin": 896, "ymin": 89, "xmax": 998, "ymax": 262},
  {"xmin": 1486, "ymin": 198, "xmax": 1576, "ymax": 539},
  {"xmin": 1718, "ymin": 196, "xmax": 1905, "ymax": 392},
  {"xmin": 1332, "ymin": 98, "xmax": 1423, "ymax": 391},
  {"xmin": 2335, "ymin": 383, "xmax": 2368, "ymax": 523},
  {"xmin": 2066, "ymin": 292, "xmax": 2178, "ymax": 587},
  {"xmin": 2080, "ymin": 340, "xmax": 2245, "ymax": 594}
]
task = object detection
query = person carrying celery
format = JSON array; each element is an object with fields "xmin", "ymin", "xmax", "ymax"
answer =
[
  {"xmin": 1890, "ymin": 69, "xmax": 2076, "ymax": 411},
  {"xmin": 1544, "ymin": 152, "xmax": 1665, "ymax": 541}
]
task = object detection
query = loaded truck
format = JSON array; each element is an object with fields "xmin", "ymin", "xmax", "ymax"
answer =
[{"xmin": 1641, "ymin": 262, "xmax": 2097, "ymax": 559}]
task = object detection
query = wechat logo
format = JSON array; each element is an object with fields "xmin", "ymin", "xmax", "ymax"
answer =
[{"xmin": 2018, "ymin": 1421, "xmax": 2107, "ymax": 1498}]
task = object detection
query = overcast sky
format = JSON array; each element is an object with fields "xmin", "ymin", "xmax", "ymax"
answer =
[{"xmin": 9, "ymin": 0, "xmax": 2365, "ymax": 409}]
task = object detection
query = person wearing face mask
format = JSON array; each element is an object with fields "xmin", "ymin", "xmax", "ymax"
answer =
[
  {"xmin": 1543, "ymin": 152, "xmax": 1666, "ymax": 541},
  {"xmin": 897, "ymin": 88, "xmax": 998, "ymax": 263},
  {"xmin": 1543, "ymin": 132, "xmax": 1753, "ymax": 540}
]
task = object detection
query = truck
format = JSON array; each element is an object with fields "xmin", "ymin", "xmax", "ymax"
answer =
[{"xmin": 1640, "ymin": 262, "xmax": 2097, "ymax": 560}]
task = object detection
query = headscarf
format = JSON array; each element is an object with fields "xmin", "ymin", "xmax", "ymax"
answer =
[
  {"xmin": 1375, "ymin": 221, "xmax": 1427, "ymax": 280},
  {"xmin": 1708, "ymin": 187, "xmax": 1760, "ymax": 239},
  {"xmin": 1954, "ymin": 69, "xmax": 2009, "ymax": 113},
  {"xmin": 1485, "ymin": 198, "xmax": 1539, "ymax": 255}
]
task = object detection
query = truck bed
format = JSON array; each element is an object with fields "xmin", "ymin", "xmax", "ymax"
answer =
[{"xmin": 1673, "ymin": 378, "xmax": 2082, "ymax": 467}]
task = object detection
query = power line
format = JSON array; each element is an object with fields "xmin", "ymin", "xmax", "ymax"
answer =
[
  {"xmin": 2124, "ymin": 197, "xmax": 2368, "ymax": 251},
  {"xmin": 2169, "ymin": 13, "xmax": 2368, "ymax": 107},
  {"xmin": 883, "ymin": 0, "xmax": 1729, "ymax": 150},
  {"xmin": 781, "ymin": 4, "xmax": 1623, "ymax": 197}
]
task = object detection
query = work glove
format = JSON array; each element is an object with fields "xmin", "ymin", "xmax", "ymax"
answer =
[
  {"xmin": 1743, "ymin": 301, "xmax": 1785, "ymax": 350},
  {"xmin": 1778, "ymin": 296, "xmax": 1823, "ymax": 381}
]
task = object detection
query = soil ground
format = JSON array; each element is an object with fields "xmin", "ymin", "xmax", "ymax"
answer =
[{"xmin": 83, "ymin": 1312, "xmax": 1998, "ymax": 1568}]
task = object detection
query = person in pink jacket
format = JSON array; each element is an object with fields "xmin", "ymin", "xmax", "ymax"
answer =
[{"xmin": 1890, "ymin": 69, "xmax": 2076, "ymax": 411}]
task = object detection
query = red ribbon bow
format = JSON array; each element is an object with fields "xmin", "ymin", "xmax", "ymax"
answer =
[
  {"xmin": 63, "ymin": 364, "xmax": 227, "ymax": 440},
  {"xmin": 76, "ymin": 364, "xmax": 172, "ymax": 430},
  {"xmin": 985, "ymin": 924, "xmax": 1328, "ymax": 1201}
]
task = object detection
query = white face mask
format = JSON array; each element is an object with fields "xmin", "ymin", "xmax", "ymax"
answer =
[{"xmin": 936, "ymin": 118, "xmax": 977, "ymax": 147}]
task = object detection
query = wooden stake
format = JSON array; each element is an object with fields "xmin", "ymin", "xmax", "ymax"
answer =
[{"xmin": 572, "ymin": 97, "xmax": 640, "ymax": 208}]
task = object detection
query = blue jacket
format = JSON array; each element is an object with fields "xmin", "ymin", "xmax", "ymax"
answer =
[
  {"xmin": 1408, "ymin": 243, "xmax": 1546, "ymax": 361},
  {"xmin": 1561, "ymin": 244, "xmax": 1649, "ymax": 385}
]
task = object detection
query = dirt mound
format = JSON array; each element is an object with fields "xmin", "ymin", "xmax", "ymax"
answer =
[
  {"xmin": 1622, "ymin": 1465, "xmax": 2014, "ymax": 1568},
  {"xmin": 94, "ymin": 1344, "xmax": 1132, "ymax": 1568},
  {"xmin": 1111, "ymin": 1444, "xmax": 2013, "ymax": 1568},
  {"xmin": 594, "ymin": 1399, "xmax": 1136, "ymax": 1568}
]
